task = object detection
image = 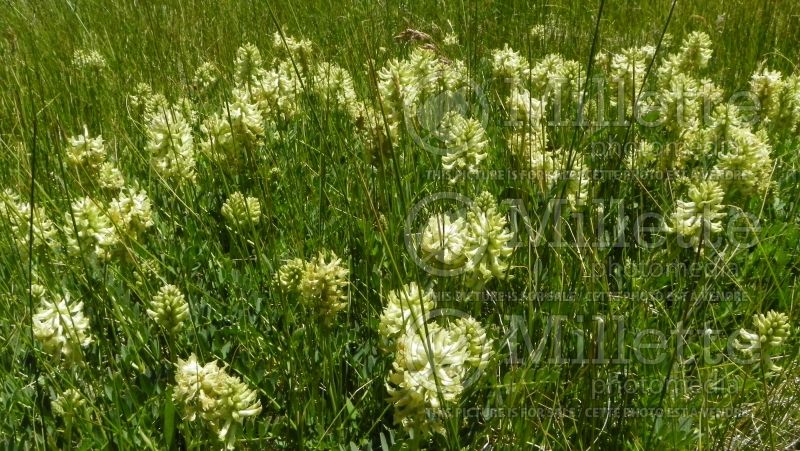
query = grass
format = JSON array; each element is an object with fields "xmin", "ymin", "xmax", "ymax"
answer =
[{"xmin": 1, "ymin": 0, "xmax": 799, "ymax": 449}]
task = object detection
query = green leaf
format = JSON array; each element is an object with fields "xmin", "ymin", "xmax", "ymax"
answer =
[{"xmin": 164, "ymin": 387, "xmax": 176, "ymax": 450}]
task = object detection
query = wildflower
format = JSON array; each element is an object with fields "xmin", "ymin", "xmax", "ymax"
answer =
[
  {"xmin": 221, "ymin": 192, "xmax": 261, "ymax": 227},
  {"xmin": 555, "ymin": 150, "xmax": 591, "ymax": 208},
  {"xmin": 626, "ymin": 140, "xmax": 658, "ymax": 168},
  {"xmin": 298, "ymin": 251, "xmax": 349, "ymax": 319},
  {"xmin": 52, "ymin": 388, "xmax": 88, "ymax": 419},
  {"xmin": 271, "ymin": 31, "xmax": 313, "ymax": 61},
  {"xmin": 376, "ymin": 57, "xmax": 418, "ymax": 139},
  {"xmin": 146, "ymin": 105, "xmax": 196, "ymax": 183},
  {"xmin": 67, "ymin": 196, "xmax": 118, "ymax": 261},
  {"xmin": 611, "ymin": 47, "xmax": 650, "ymax": 89},
  {"xmin": 451, "ymin": 316, "xmax": 493, "ymax": 370},
  {"xmin": 610, "ymin": 46, "xmax": 651, "ymax": 114},
  {"xmin": 379, "ymin": 282, "xmax": 436, "ymax": 343},
  {"xmin": 234, "ymin": 43, "xmax": 264, "ymax": 87},
  {"xmin": 508, "ymin": 88, "xmax": 548, "ymax": 124},
  {"xmin": 108, "ymin": 188, "xmax": 154, "ymax": 238},
  {"xmin": 276, "ymin": 257, "xmax": 307, "ymax": 292},
  {"xmin": 524, "ymin": 53, "xmax": 565, "ymax": 94},
  {"xmin": 665, "ymin": 180, "xmax": 725, "ymax": 249},
  {"xmin": 177, "ymin": 97, "xmax": 198, "ymax": 126},
  {"xmin": 66, "ymin": 126, "xmax": 106, "ymax": 170},
  {"xmin": 530, "ymin": 24, "xmax": 547, "ymax": 39},
  {"xmin": 144, "ymin": 93, "xmax": 170, "ymax": 120},
  {"xmin": 712, "ymin": 126, "xmax": 773, "ymax": 195},
  {"xmin": 750, "ymin": 68, "xmax": 783, "ymax": 117},
  {"xmin": 173, "ymin": 354, "xmax": 262, "ymax": 450},
  {"xmin": 736, "ymin": 310, "xmax": 791, "ymax": 373},
  {"xmin": 134, "ymin": 258, "xmax": 162, "ymax": 288},
  {"xmin": 439, "ymin": 111, "xmax": 488, "ymax": 182},
  {"xmin": 505, "ymin": 88, "xmax": 552, "ymax": 184},
  {"xmin": 750, "ymin": 69, "xmax": 800, "ymax": 129},
  {"xmin": 73, "ymin": 49, "xmax": 106, "ymax": 70},
  {"xmin": 658, "ymin": 72, "xmax": 701, "ymax": 131},
  {"xmin": 312, "ymin": 62, "xmax": 360, "ymax": 116},
  {"xmin": 678, "ymin": 31, "xmax": 713, "ymax": 71},
  {"xmin": 386, "ymin": 323, "xmax": 469, "ymax": 436},
  {"xmin": 1, "ymin": 189, "xmax": 56, "ymax": 251},
  {"xmin": 406, "ymin": 47, "xmax": 439, "ymax": 94},
  {"xmin": 147, "ymin": 284, "xmax": 190, "ymax": 334},
  {"xmin": 245, "ymin": 60, "xmax": 303, "ymax": 122},
  {"xmin": 463, "ymin": 192, "xmax": 514, "ymax": 286},
  {"xmin": 420, "ymin": 213, "xmax": 467, "ymax": 268},
  {"xmin": 98, "ymin": 162, "xmax": 125, "ymax": 190},
  {"xmin": 32, "ymin": 293, "xmax": 92, "ymax": 361},
  {"xmin": 129, "ymin": 82, "xmax": 154, "ymax": 112},
  {"xmin": 698, "ymin": 78, "xmax": 724, "ymax": 113},
  {"xmin": 443, "ymin": 33, "xmax": 459, "ymax": 46},
  {"xmin": 193, "ymin": 61, "xmax": 219, "ymax": 93},
  {"xmin": 201, "ymin": 95, "xmax": 264, "ymax": 164},
  {"xmin": 491, "ymin": 44, "xmax": 526, "ymax": 86}
]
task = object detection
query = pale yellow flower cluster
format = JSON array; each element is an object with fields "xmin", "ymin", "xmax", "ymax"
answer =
[
  {"xmin": 67, "ymin": 126, "xmax": 126, "ymax": 190},
  {"xmin": 736, "ymin": 310, "xmax": 791, "ymax": 373},
  {"xmin": 173, "ymin": 354, "xmax": 262, "ymax": 449},
  {"xmin": 419, "ymin": 192, "xmax": 514, "ymax": 287},
  {"xmin": 665, "ymin": 180, "xmax": 726, "ymax": 249},
  {"xmin": 67, "ymin": 189, "xmax": 153, "ymax": 261},
  {"xmin": 147, "ymin": 284, "xmax": 190, "ymax": 334},
  {"xmin": 32, "ymin": 291, "xmax": 92, "ymax": 362},
  {"xmin": 146, "ymin": 103, "xmax": 196, "ymax": 183},
  {"xmin": 0, "ymin": 189, "xmax": 56, "ymax": 252},
  {"xmin": 221, "ymin": 192, "xmax": 261, "ymax": 228},
  {"xmin": 378, "ymin": 282, "xmax": 493, "ymax": 436},
  {"xmin": 278, "ymin": 251, "xmax": 350, "ymax": 319},
  {"xmin": 73, "ymin": 49, "xmax": 107, "ymax": 70}
]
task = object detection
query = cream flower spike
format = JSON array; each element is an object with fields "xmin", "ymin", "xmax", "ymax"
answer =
[
  {"xmin": 420, "ymin": 212, "xmax": 468, "ymax": 268},
  {"xmin": 1, "ymin": 189, "xmax": 56, "ymax": 252},
  {"xmin": 386, "ymin": 323, "xmax": 469, "ymax": 436},
  {"xmin": 173, "ymin": 354, "xmax": 262, "ymax": 450},
  {"xmin": 221, "ymin": 192, "xmax": 261, "ymax": 228},
  {"xmin": 439, "ymin": 111, "xmax": 489, "ymax": 183},
  {"xmin": 736, "ymin": 310, "xmax": 791, "ymax": 373},
  {"xmin": 463, "ymin": 192, "xmax": 514, "ymax": 287},
  {"xmin": 67, "ymin": 196, "xmax": 119, "ymax": 261},
  {"xmin": 52, "ymin": 388, "xmax": 88, "ymax": 419},
  {"xmin": 665, "ymin": 180, "xmax": 726, "ymax": 249},
  {"xmin": 451, "ymin": 316, "xmax": 494, "ymax": 370},
  {"xmin": 491, "ymin": 44, "xmax": 526, "ymax": 86},
  {"xmin": 379, "ymin": 282, "xmax": 436, "ymax": 344},
  {"xmin": 234, "ymin": 43, "xmax": 264, "ymax": 87},
  {"xmin": 67, "ymin": 125, "xmax": 106, "ymax": 169},
  {"xmin": 299, "ymin": 251, "xmax": 350, "ymax": 319},
  {"xmin": 73, "ymin": 49, "xmax": 107, "ymax": 70},
  {"xmin": 146, "ymin": 105, "xmax": 196, "ymax": 183},
  {"xmin": 108, "ymin": 188, "xmax": 154, "ymax": 238},
  {"xmin": 147, "ymin": 284, "xmax": 190, "ymax": 334},
  {"xmin": 32, "ymin": 292, "xmax": 92, "ymax": 361}
]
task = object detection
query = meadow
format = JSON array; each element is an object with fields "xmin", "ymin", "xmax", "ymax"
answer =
[{"xmin": 1, "ymin": 0, "xmax": 799, "ymax": 449}]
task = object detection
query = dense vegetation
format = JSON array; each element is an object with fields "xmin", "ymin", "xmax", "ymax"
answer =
[{"xmin": 1, "ymin": 0, "xmax": 799, "ymax": 449}]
